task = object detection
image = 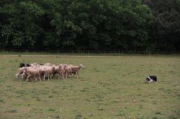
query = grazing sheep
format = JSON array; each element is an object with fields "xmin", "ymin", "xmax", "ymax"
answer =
[{"xmin": 71, "ymin": 64, "xmax": 84, "ymax": 79}]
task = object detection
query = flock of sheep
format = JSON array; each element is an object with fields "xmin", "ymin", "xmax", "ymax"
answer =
[{"xmin": 15, "ymin": 63, "xmax": 84, "ymax": 82}]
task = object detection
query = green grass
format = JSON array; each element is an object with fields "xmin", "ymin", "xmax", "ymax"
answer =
[{"xmin": 0, "ymin": 55, "xmax": 180, "ymax": 119}]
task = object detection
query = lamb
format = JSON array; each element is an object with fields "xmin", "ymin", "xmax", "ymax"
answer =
[{"xmin": 70, "ymin": 64, "xmax": 84, "ymax": 79}]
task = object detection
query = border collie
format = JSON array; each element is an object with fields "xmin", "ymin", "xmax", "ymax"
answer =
[
  {"xmin": 145, "ymin": 75, "xmax": 157, "ymax": 83},
  {"xmin": 19, "ymin": 63, "xmax": 31, "ymax": 68}
]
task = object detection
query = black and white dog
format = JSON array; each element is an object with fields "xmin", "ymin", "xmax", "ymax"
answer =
[
  {"xmin": 19, "ymin": 63, "xmax": 31, "ymax": 68},
  {"xmin": 145, "ymin": 75, "xmax": 157, "ymax": 83}
]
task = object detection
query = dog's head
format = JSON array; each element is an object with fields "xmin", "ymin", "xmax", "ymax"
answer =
[
  {"xmin": 145, "ymin": 77, "xmax": 152, "ymax": 83},
  {"xmin": 145, "ymin": 75, "xmax": 157, "ymax": 83}
]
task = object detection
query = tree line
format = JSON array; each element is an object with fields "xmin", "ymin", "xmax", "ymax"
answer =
[{"xmin": 0, "ymin": 0, "xmax": 180, "ymax": 53}]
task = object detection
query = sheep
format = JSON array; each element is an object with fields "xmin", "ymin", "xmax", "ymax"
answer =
[
  {"xmin": 38, "ymin": 66, "xmax": 46, "ymax": 80},
  {"xmin": 43, "ymin": 65, "xmax": 55, "ymax": 80},
  {"xmin": 53, "ymin": 64, "xmax": 66, "ymax": 79},
  {"xmin": 52, "ymin": 65, "xmax": 61, "ymax": 79},
  {"xmin": 70, "ymin": 64, "xmax": 84, "ymax": 79},
  {"xmin": 64, "ymin": 64, "xmax": 73, "ymax": 78},
  {"xmin": 15, "ymin": 63, "xmax": 84, "ymax": 81},
  {"xmin": 21, "ymin": 67, "xmax": 42, "ymax": 82},
  {"xmin": 58, "ymin": 64, "xmax": 67, "ymax": 79},
  {"xmin": 15, "ymin": 67, "xmax": 27, "ymax": 81}
]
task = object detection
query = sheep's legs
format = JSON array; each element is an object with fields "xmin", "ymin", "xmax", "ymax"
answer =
[
  {"xmin": 26, "ymin": 75, "xmax": 31, "ymax": 82},
  {"xmin": 72, "ymin": 73, "xmax": 75, "ymax": 78},
  {"xmin": 34, "ymin": 77, "xmax": 38, "ymax": 81},
  {"xmin": 39, "ymin": 76, "xmax": 41, "ymax": 81},
  {"xmin": 48, "ymin": 74, "xmax": 50, "ymax": 80},
  {"xmin": 57, "ymin": 73, "xmax": 61, "ymax": 80},
  {"xmin": 67, "ymin": 72, "xmax": 72, "ymax": 78},
  {"xmin": 76, "ymin": 72, "xmax": 79, "ymax": 79},
  {"xmin": 43, "ymin": 74, "xmax": 46, "ymax": 80},
  {"xmin": 74, "ymin": 72, "xmax": 78, "ymax": 79},
  {"xmin": 61, "ymin": 73, "xmax": 64, "ymax": 79},
  {"xmin": 65, "ymin": 72, "xmax": 68, "ymax": 78}
]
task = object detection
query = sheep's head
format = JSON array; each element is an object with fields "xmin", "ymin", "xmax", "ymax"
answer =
[
  {"xmin": 59, "ymin": 64, "xmax": 63, "ymax": 68},
  {"xmin": 58, "ymin": 64, "xmax": 66, "ymax": 70},
  {"xmin": 15, "ymin": 73, "xmax": 20, "ymax": 79},
  {"xmin": 64, "ymin": 64, "xmax": 68, "ymax": 67},
  {"xmin": 79, "ymin": 64, "xmax": 84, "ymax": 68},
  {"xmin": 44, "ymin": 63, "xmax": 52, "ymax": 66},
  {"xmin": 21, "ymin": 68, "xmax": 27, "ymax": 79}
]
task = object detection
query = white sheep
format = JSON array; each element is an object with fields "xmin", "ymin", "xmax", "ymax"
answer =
[
  {"xmin": 70, "ymin": 64, "xmax": 84, "ymax": 79},
  {"xmin": 64, "ymin": 64, "xmax": 73, "ymax": 78},
  {"xmin": 15, "ymin": 63, "xmax": 84, "ymax": 81},
  {"xmin": 57, "ymin": 64, "xmax": 66, "ymax": 79},
  {"xmin": 52, "ymin": 65, "xmax": 63, "ymax": 79},
  {"xmin": 51, "ymin": 65, "xmax": 60, "ymax": 79},
  {"xmin": 43, "ymin": 65, "xmax": 55, "ymax": 80},
  {"xmin": 15, "ymin": 67, "xmax": 27, "ymax": 81},
  {"xmin": 21, "ymin": 67, "xmax": 42, "ymax": 82}
]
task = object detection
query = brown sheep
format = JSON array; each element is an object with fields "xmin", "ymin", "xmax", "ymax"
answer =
[{"xmin": 70, "ymin": 64, "xmax": 84, "ymax": 79}]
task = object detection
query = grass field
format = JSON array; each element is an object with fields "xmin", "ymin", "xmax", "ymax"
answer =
[{"xmin": 0, "ymin": 55, "xmax": 180, "ymax": 119}]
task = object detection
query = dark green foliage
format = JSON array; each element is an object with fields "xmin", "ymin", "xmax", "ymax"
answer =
[
  {"xmin": 0, "ymin": 0, "xmax": 179, "ymax": 52},
  {"xmin": 144, "ymin": 0, "xmax": 180, "ymax": 52}
]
